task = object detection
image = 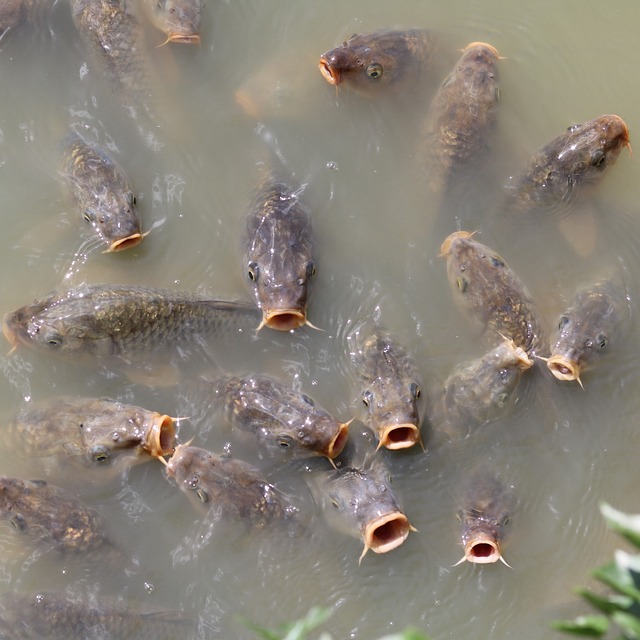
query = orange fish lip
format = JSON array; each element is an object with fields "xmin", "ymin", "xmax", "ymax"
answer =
[
  {"xmin": 261, "ymin": 309, "xmax": 307, "ymax": 332},
  {"xmin": 462, "ymin": 41, "xmax": 501, "ymax": 58},
  {"xmin": 360, "ymin": 512, "xmax": 414, "ymax": 562},
  {"xmin": 377, "ymin": 423, "xmax": 422, "ymax": 450},
  {"xmin": 324, "ymin": 420, "xmax": 350, "ymax": 459},
  {"xmin": 546, "ymin": 355, "xmax": 581, "ymax": 382},
  {"xmin": 463, "ymin": 533, "xmax": 502, "ymax": 564},
  {"xmin": 166, "ymin": 33, "xmax": 200, "ymax": 45},
  {"xmin": 144, "ymin": 414, "xmax": 176, "ymax": 458},
  {"xmin": 108, "ymin": 232, "xmax": 143, "ymax": 252},
  {"xmin": 318, "ymin": 57, "xmax": 341, "ymax": 86},
  {"xmin": 439, "ymin": 230, "xmax": 476, "ymax": 256}
]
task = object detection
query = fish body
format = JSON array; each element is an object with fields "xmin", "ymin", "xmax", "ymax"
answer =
[
  {"xmin": 431, "ymin": 339, "xmax": 533, "ymax": 437},
  {"xmin": 420, "ymin": 42, "xmax": 501, "ymax": 193},
  {"xmin": 243, "ymin": 170, "xmax": 315, "ymax": 331},
  {"xmin": 2, "ymin": 283, "xmax": 261, "ymax": 359},
  {"xmin": 457, "ymin": 470, "xmax": 514, "ymax": 565},
  {"xmin": 547, "ymin": 277, "xmax": 628, "ymax": 384},
  {"xmin": 143, "ymin": 0, "xmax": 203, "ymax": 44},
  {"xmin": 214, "ymin": 374, "xmax": 349, "ymax": 460},
  {"xmin": 309, "ymin": 459, "xmax": 414, "ymax": 562},
  {"xmin": 0, "ymin": 476, "xmax": 116, "ymax": 556},
  {"xmin": 440, "ymin": 231, "xmax": 544, "ymax": 357},
  {"xmin": 506, "ymin": 114, "xmax": 630, "ymax": 211},
  {"xmin": 0, "ymin": 0, "xmax": 50, "ymax": 41},
  {"xmin": 166, "ymin": 444, "xmax": 293, "ymax": 527},
  {"xmin": 10, "ymin": 396, "xmax": 175, "ymax": 471},
  {"xmin": 0, "ymin": 591, "xmax": 193, "ymax": 640},
  {"xmin": 59, "ymin": 133, "xmax": 142, "ymax": 252},
  {"xmin": 319, "ymin": 28, "xmax": 440, "ymax": 97},
  {"xmin": 350, "ymin": 328, "xmax": 424, "ymax": 450}
]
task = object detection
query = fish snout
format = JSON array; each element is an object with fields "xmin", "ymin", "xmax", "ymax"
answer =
[
  {"xmin": 144, "ymin": 414, "xmax": 177, "ymax": 458},
  {"xmin": 318, "ymin": 53, "xmax": 344, "ymax": 86},
  {"xmin": 462, "ymin": 532, "xmax": 503, "ymax": 564},
  {"xmin": 360, "ymin": 512, "xmax": 414, "ymax": 562},
  {"xmin": 325, "ymin": 420, "xmax": 350, "ymax": 459},
  {"xmin": 261, "ymin": 308, "xmax": 307, "ymax": 332},
  {"xmin": 377, "ymin": 423, "xmax": 422, "ymax": 450},
  {"xmin": 546, "ymin": 355, "xmax": 581, "ymax": 383}
]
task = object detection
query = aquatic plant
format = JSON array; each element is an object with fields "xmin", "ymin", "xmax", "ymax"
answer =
[{"xmin": 554, "ymin": 502, "xmax": 640, "ymax": 637}]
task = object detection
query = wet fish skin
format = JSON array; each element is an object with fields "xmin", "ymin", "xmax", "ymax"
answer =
[
  {"xmin": 440, "ymin": 231, "xmax": 544, "ymax": 357},
  {"xmin": 213, "ymin": 374, "xmax": 349, "ymax": 459},
  {"xmin": 166, "ymin": 444, "xmax": 293, "ymax": 527},
  {"xmin": 0, "ymin": 591, "xmax": 193, "ymax": 640},
  {"xmin": 0, "ymin": 476, "xmax": 117, "ymax": 556},
  {"xmin": 2, "ymin": 283, "xmax": 261, "ymax": 359},
  {"xmin": 547, "ymin": 277, "xmax": 628, "ymax": 384},
  {"xmin": 59, "ymin": 133, "xmax": 143, "ymax": 252},
  {"xmin": 0, "ymin": 0, "xmax": 49, "ymax": 41},
  {"xmin": 10, "ymin": 396, "xmax": 175, "ymax": 470},
  {"xmin": 144, "ymin": 0, "xmax": 203, "ymax": 44},
  {"xmin": 351, "ymin": 328, "xmax": 424, "ymax": 450},
  {"xmin": 506, "ymin": 114, "xmax": 630, "ymax": 210},
  {"xmin": 457, "ymin": 470, "xmax": 515, "ymax": 565},
  {"xmin": 319, "ymin": 28, "xmax": 440, "ymax": 96},
  {"xmin": 243, "ymin": 171, "xmax": 316, "ymax": 331},
  {"xmin": 420, "ymin": 42, "xmax": 501, "ymax": 193}
]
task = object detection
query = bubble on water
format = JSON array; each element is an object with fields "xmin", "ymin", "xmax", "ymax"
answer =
[
  {"xmin": 144, "ymin": 582, "xmax": 154, "ymax": 594},
  {"xmin": 326, "ymin": 161, "xmax": 340, "ymax": 172}
]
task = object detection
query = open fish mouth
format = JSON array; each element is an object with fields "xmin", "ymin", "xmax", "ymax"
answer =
[
  {"xmin": 165, "ymin": 33, "xmax": 200, "ymax": 45},
  {"xmin": 144, "ymin": 414, "xmax": 176, "ymax": 458},
  {"xmin": 462, "ymin": 41, "xmax": 501, "ymax": 58},
  {"xmin": 546, "ymin": 355, "xmax": 581, "ymax": 383},
  {"xmin": 460, "ymin": 533, "xmax": 504, "ymax": 564},
  {"xmin": 318, "ymin": 57, "xmax": 341, "ymax": 86},
  {"xmin": 377, "ymin": 423, "xmax": 422, "ymax": 450},
  {"xmin": 325, "ymin": 421, "xmax": 350, "ymax": 459},
  {"xmin": 360, "ymin": 512, "xmax": 414, "ymax": 562},
  {"xmin": 108, "ymin": 232, "xmax": 144, "ymax": 252},
  {"xmin": 439, "ymin": 230, "xmax": 475, "ymax": 256},
  {"xmin": 261, "ymin": 309, "xmax": 307, "ymax": 332}
]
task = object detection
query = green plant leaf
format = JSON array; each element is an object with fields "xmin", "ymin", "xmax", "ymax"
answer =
[
  {"xmin": 376, "ymin": 630, "xmax": 430, "ymax": 640},
  {"xmin": 612, "ymin": 611, "xmax": 640, "ymax": 638},
  {"xmin": 578, "ymin": 587, "xmax": 634, "ymax": 614},
  {"xmin": 601, "ymin": 503, "xmax": 640, "ymax": 549},
  {"xmin": 551, "ymin": 614, "xmax": 609, "ymax": 636},
  {"xmin": 593, "ymin": 561, "xmax": 640, "ymax": 601},
  {"xmin": 282, "ymin": 608, "xmax": 333, "ymax": 640}
]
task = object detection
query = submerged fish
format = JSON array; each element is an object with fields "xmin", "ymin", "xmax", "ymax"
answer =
[
  {"xmin": 506, "ymin": 114, "xmax": 631, "ymax": 211},
  {"xmin": 349, "ymin": 328, "xmax": 424, "ymax": 450},
  {"xmin": 0, "ymin": 476, "xmax": 117, "ymax": 556},
  {"xmin": 143, "ymin": 0, "xmax": 203, "ymax": 44},
  {"xmin": 419, "ymin": 42, "xmax": 501, "ymax": 193},
  {"xmin": 0, "ymin": 591, "xmax": 193, "ymax": 640},
  {"xmin": 456, "ymin": 469, "xmax": 515, "ymax": 566},
  {"xmin": 10, "ymin": 396, "xmax": 175, "ymax": 472},
  {"xmin": 440, "ymin": 231, "xmax": 544, "ymax": 357},
  {"xmin": 59, "ymin": 133, "xmax": 143, "ymax": 252},
  {"xmin": 2, "ymin": 283, "xmax": 261, "ymax": 360},
  {"xmin": 165, "ymin": 444, "xmax": 295, "ymax": 527},
  {"xmin": 318, "ymin": 28, "xmax": 440, "ymax": 97},
  {"xmin": 309, "ymin": 458, "xmax": 415, "ymax": 562},
  {"xmin": 243, "ymin": 168, "xmax": 316, "ymax": 331},
  {"xmin": 430, "ymin": 338, "xmax": 533, "ymax": 438},
  {"xmin": 546, "ymin": 277, "xmax": 628, "ymax": 385},
  {"xmin": 0, "ymin": 0, "xmax": 50, "ymax": 41},
  {"xmin": 212, "ymin": 374, "xmax": 349, "ymax": 460}
]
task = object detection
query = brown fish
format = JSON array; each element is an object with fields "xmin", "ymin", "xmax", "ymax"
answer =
[
  {"xmin": 243, "ymin": 168, "xmax": 316, "ymax": 331},
  {"xmin": 10, "ymin": 396, "xmax": 175, "ymax": 472},
  {"xmin": 440, "ymin": 231, "xmax": 544, "ymax": 357},
  {"xmin": 455, "ymin": 469, "xmax": 515, "ymax": 566},
  {"xmin": 2, "ymin": 283, "xmax": 261, "ymax": 360},
  {"xmin": 59, "ymin": 133, "xmax": 143, "ymax": 252},
  {"xmin": 308, "ymin": 457, "xmax": 415, "ymax": 563},
  {"xmin": 0, "ymin": 476, "xmax": 118, "ymax": 556},
  {"xmin": 349, "ymin": 327, "xmax": 424, "ymax": 450},
  {"xmin": 506, "ymin": 114, "xmax": 631, "ymax": 211},
  {"xmin": 319, "ymin": 28, "xmax": 440, "ymax": 97},
  {"xmin": 143, "ymin": 0, "xmax": 203, "ymax": 45},
  {"xmin": 545, "ymin": 277, "xmax": 628, "ymax": 386},
  {"xmin": 212, "ymin": 374, "xmax": 349, "ymax": 460},
  {"xmin": 0, "ymin": 0, "xmax": 50, "ymax": 42},
  {"xmin": 0, "ymin": 591, "xmax": 194, "ymax": 640},
  {"xmin": 165, "ymin": 444, "xmax": 294, "ymax": 527},
  {"xmin": 419, "ymin": 42, "xmax": 501, "ymax": 193}
]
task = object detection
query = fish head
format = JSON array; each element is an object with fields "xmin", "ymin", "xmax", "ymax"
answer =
[
  {"xmin": 165, "ymin": 444, "xmax": 216, "ymax": 506},
  {"xmin": 151, "ymin": 0, "xmax": 202, "ymax": 44},
  {"xmin": 275, "ymin": 414, "xmax": 350, "ymax": 460},
  {"xmin": 457, "ymin": 506, "xmax": 512, "ymax": 565},
  {"xmin": 0, "ymin": 476, "xmax": 24, "ymax": 512}
]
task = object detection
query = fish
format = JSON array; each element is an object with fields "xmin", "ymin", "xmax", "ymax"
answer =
[
  {"xmin": 9, "ymin": 396, "xmax": 175, "ymax": 472},
  {"xmin": 455, "ymin": 469, "xmax": 515, "ymax": 566},
  {"xmin": 419, "ymin": 42, "xmax": 501, "ymax": 193},
  {"xmin": 440, "ymin": 231, "xmax": 544, "ymax": 357},
  {"xmin": 59, "ymin": 133, "xmax": 143, "ymax": 252},
  {"xmin": 0, "ymin": 0, "xmax": 50, "ymax": 42},
  {"xmin": 165, "ymin": 444, "xmax": 295, "ymax": 527},
  {"xmin": 348, "ymin": 327, "xmax": 424, "ymax": 450},
  {"xmin": 0, "ymin": 476, "xmax": 118, "ymax": 556},
  {"xmin": 505, "ymin": 114, "xmax": 631, "ymax": 211},
  {"xmin": 308, "ymin": 458, "xmax": 415, "ymax": 562},
  {"xmin": 143, "ymin": 0, "xmax": 203, "ymax": 45},
  {"xmin": 212, "ymin": 374, "xmax": 349, "ymax": 460},
  {"xmin": 429, "ymin": 338, "xmax": 533, "ymax": 438},
  {"xmin": 545, "ymin": 277, "xmax": 628, "ymax": 386},
  {"xmin": 0, "ymin": 591, "xmax": 194, "ymax": 640},
  {"xmin": 2, "ymin": 283, "xmax": 261, "ymax": 360},
  {"xmin": 242, "ymin": 167, "xmax": 316, "ymax": 331},
  {"xmin": 318, "ymin": 28, "xmax": 440, "ymax": 97}
]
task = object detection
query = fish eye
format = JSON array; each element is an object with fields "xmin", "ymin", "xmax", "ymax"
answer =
[
  {"xmin": 331, "ymin": 498, "xmax": 340, "ymax": 510},
  {"xmin": 456, "ymin": 276, "xmax": 468, "ymax": 293},
  {"xmin": 188, "ymin": 474, "xmax": 199, "ymax": 489},
  {"xmin": 196, "ymin": 489, "xmax": 209, "ymax": 503},
  {"xmin": 591, "ymin": 150, "xmax": 606, "ymax": 168},
  {"xmin": 490, "ymin": 256, "xmax": 505, "ymax": 268},
  {"xmin": 558, "ymin": 316, "xmax": 570, "ymax": 331},
  {"xmin": 9, "ymin": 514, "xmax": 27, "ymax": 532},
  {"xmin": 306, "ymin": 261, "xmax": 316, "ymax": 279},
  {"xmin": 126, "ymin": 192, "xmax": 136, "ymax": 206},
  {"xmin": 366, "ymin": 62, "xmax": 383, "ymax": 79},
  {"xmin": 362, "ymin": 390, "xmax": 373, "ymax": 407},
  {"xmin": 277, "ymin": 435, "xmax": 294, "ymax": 449},
  {"xmin": 301, "ymin": 394, "xmax": 314, "ymax": 406},
  {"xmin": 83, "ymin": 211, "xmax": 93, "ymax": 223},
  {"xmin": 247, "ymin": 262, "xmax": 259, "ymax": 282},
  {"xmin": 44, "ymin": 333, "xmax": 63, "ymax": 349},
  {"xmin": 596, "ymin": 333, "xmax": 608, "ymax": 349},
  {"xmin": 500, "ymin": 513, "xmax": 511, "ymax": 527},
  {"xmin": 91, "ymin": 446, "xmax": 110, "ymax": 464},
  {"xmin": 409, "ymin": 382, "xmax": 421, "ymax": 399}
]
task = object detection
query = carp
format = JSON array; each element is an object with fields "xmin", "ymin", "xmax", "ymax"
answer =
[{"xmin": 143, "ymin": 0, "xmax": 203, "ymax": 45}]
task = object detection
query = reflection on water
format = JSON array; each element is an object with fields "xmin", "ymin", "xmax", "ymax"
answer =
[{"xmin": 1, "ymin": 0, "xmax": 640, "ymax": 638}]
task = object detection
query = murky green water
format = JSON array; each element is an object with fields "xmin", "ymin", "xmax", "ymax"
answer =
[{"xmin": 1, "ymin": 0, "xmax": 640, "ymax": 638}]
